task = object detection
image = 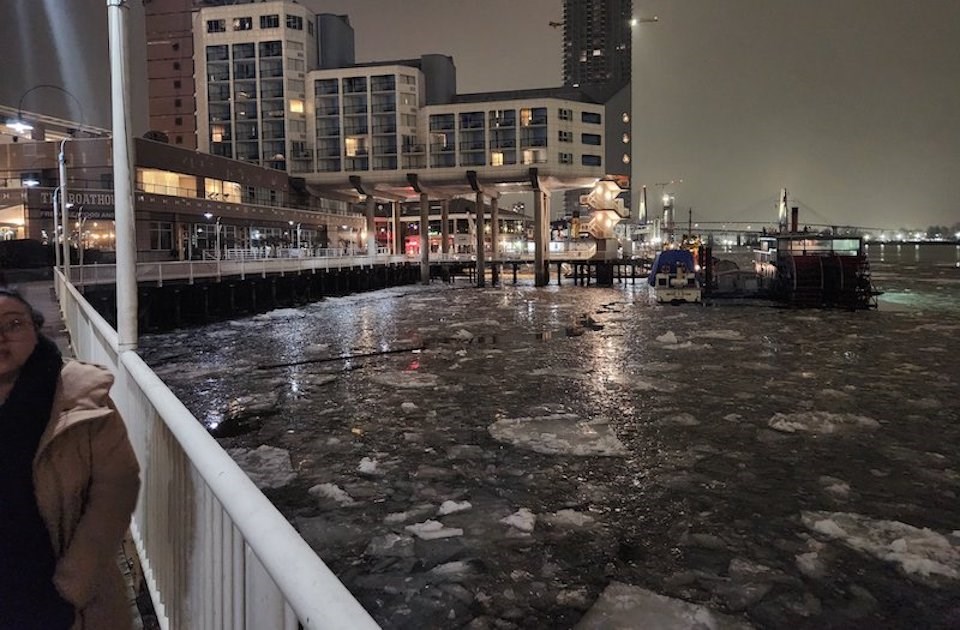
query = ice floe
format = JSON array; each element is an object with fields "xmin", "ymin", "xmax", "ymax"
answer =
[
  {"xmin": 695, "ymin": 329, "xmax": 744, "ymax": 340},
  {"xmin": 656, "ymin": 331, "xmax": 679, "ymax": 344},
  {"xmin": 308, "ymin": 482, "xmax": 357, "ymax": 506},
  {"xmin": 488, "ymin": 413, "xmax": 628, "ymax": 456},
  {"xmin": 768, "ymin": 411, "xmax": 880, "ymax": 434},
  {"xmin": 500, "ymin": 508, "xmax": 537, "ymax": 532},
  {"xmin": 358, "ymin": 456, "xmax": 382, "ymax": 475},
  {"xmin": 574, "ymin": 582, "xmax": 753, "ymax": 629},
  {"xmin": 252, "ymin": 308, "xmax": 307, "ymax": 321},
  {"xmin": 542, "ymin": 509, "xmax": 597, "ymax": 529},
  {"xmin": 404, "ymin": 519, "xmax": 465, "ymax": 540},
  {"xmin": 438, "ymin": 500, "xmax": 472, "ymax": 516},
  {"xmin": 802, "ymin": 511, "xmax": 960, "ymax": 581},
  {"xmin": 227, "ymin": 445, "xmax": 296, "ymax": 489}
]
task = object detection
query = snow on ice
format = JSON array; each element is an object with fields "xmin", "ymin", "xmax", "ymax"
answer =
[
  {"xmin": 768, "ymin": 411, "xmax": 880, "ymax": 434},
  {"xmin": 802, "ymin": 511, "xmax": 960, "ymax": 581},
  {"xmin": 488, "ymin": 413, "xmax": 628, "ymax": 456},
  {"xmin": 574, "ymin": 582, "xmax": 753, "ymax": 630}
]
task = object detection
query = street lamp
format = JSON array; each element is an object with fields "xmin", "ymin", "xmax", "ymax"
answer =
[{"xmin": 6, "ymin": 84, "xmax": 86, "ymax": 142}]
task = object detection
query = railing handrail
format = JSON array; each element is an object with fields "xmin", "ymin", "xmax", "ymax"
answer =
[{"xmin": 54, "ymin": 270, "xmax": 379, "ymax": 629}]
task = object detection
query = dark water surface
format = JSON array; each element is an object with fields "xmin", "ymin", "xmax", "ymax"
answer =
[{"xmin": 140, "ymin": 247, "xmax": 960, "ymax": 629}]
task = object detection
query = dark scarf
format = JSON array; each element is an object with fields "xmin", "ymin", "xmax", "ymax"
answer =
[{"xmin": 0, "ymin": 335, "xmax": 75, "ymax": 629}]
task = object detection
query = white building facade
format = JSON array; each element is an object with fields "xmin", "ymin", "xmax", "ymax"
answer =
[{"xmin": 193, "ymin": 1, "xmax": 316, "ymax": 171}]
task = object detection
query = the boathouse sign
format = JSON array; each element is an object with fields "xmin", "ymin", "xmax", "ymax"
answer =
[{"xmin": 33, "ymin": 189, "xmax": 116, "ymax": 219}]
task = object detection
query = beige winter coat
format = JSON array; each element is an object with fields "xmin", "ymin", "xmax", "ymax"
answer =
[{"xmin": 32, "ymin": 360, "xmax": 141, "ymax": 630}]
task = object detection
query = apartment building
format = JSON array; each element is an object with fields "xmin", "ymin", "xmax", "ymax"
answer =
[
  {"xmin": 193, "ymin": 1, "xmax": 325, "ymax": 170},
  {"xmin": 303, "ymin": 66, "xmax": 606, "ymax": 189}
]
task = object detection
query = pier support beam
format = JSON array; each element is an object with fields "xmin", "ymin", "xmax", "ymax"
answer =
[
  {"xmin": 533, "ymin": 189, "xmax": 549, "ymax": 287},
  {"xmin": 419, "ymin": 192, "xmax": 430, "ymax": 284},
  {"xmin": 490, "ymin": 196, "xmax": 499, "ymax": 286},
  {"xmin": 441, "ymin": 199, "xmax": 450, "ymax": 256},
  {"xmin": 475, "ymin": 191, "xmax": 485, "ymax": 288},
  {"xmin": 392, "ymin": 201, "xmax": 402, "ymax": 255},
  {"xmin": 365, "ymin": 195, "xmax": 376, "ymax": 255}
]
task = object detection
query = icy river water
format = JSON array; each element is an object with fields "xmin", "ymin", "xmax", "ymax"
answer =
[{"xmin": 139, "ymin": 244, "xmax": 960, "ymax": 629}]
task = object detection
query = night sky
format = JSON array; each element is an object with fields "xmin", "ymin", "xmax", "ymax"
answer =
[{"xmin": 3, "ymin": 0, "xmax": 957, "ymax": 228}]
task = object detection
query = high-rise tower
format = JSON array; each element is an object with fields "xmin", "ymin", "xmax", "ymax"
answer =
[
  {"xmin": 562, "ymin": 0, "xmax": 634, "ymax": 215},
  {"xmin": 562, "ymin": 0, "xmax": 632, "ymax": 95}
]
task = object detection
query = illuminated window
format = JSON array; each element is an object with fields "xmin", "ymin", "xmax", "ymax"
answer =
[
  {"xmin": 211, "ymin": 125, "xmax": 225, "ymax": 142},
  {"xmin": 345, "ymin": 137, "xmax": 367, "ymax": 157},
  {"xmin": 491, "ymin": 151, "xmax": 504, "ymax": 166},
  {"xmin": 592, "ymin": 49, "xmax": 602, "ymax": 56},
  {"xmin": 520, "ymin": 108, "xmax": 532, "ymax": 126},
  {"xmin": 289, "ymin": 99, "xmax": 304, "ymax": 113}
]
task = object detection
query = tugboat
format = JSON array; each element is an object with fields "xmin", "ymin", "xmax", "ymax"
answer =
[
  {"xmin": 750, "ymin": 192, "xmax": 880, "ymax": 309},
  {"xmin": 648, "ymin": 248, "xmax": 702, "ymax": 304}
]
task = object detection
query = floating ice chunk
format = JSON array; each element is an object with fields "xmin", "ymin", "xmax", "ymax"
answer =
[
  {"xmin": 660, "ymin": 341, "xmax": 703, "ymax": 350},
  {"xmin": 656, "ymin": 331, "xmax": 679, "ymax": 344},
  {"xmin": 696, "ymin": 329, "xmax": 743, "ymax": 340},
  {"xmin": 252, "ymin": 308, "xmax": 306, "ymax": 321},
  {"xmin": 543, "ymin": 509, "xmax": 596, "ymax": 529},
  {"xmin": 227, "ymin": 445, "xmax": 296, "ymax": 489},
  {"xmin": 452, "ymin": 329, "xmax": 474, "ymax": 341},
  {"xmin": 488, "ymin": 414, "xmax": 628, "ymax": 456},
  {"xmin": 500, "ymin": 508, "xmax": 537, "ymax": 532},
  {"xmin": 802, "ymin": 511, "xmax": 960, "ymax": 581},
  {"xmin": 575, "ymin": 582, "xmax": 754, "ymax": 629},
  {"xmin": 369, "ymin": 371, "xmax": 439, "ymax": 389},
  {"xmin": 908, "ymin": 397, "xmax": 942, "ymax": 411},
  {"xmin": 401, "ymin": 401, "xmax": 419, "ymax": 413},
  {"xmin": 383, "ymin": 504, "xmax": 435, "ymax": 524},
  {"xmin": 768, "ymin": 411, "xmax": 880, "ymax": 434},
  {"xmin": 437, "ymin": 500, "xmax": 472, "ymax": 516},
  {"xmin": 795, "ymin": 552, "xmax": 827, "ymax": 579},
  {"xmin": 308, "ymin": 483, "xmax": 357, "ymax": 506},
  {"xmin": 723, "ymin": 414, "xmax": 743, "ymax": 422},
  {"xmin": 358, "ymin": 456, "xmax": 382, "ymax": 475},
  {"xmin": 819, "ymin": 476, "xmax": 851, "ymax": 498},
  {"xmin": 428, "ymin": 560, "xmax": 480, "ymax": 581},
  {"xmin": 404, "ymin": 519, "xmax": 464, "ymax": 540},
  {"xmin": 811, "ymin": 518, "xmax": 848, "ymax": 538}
]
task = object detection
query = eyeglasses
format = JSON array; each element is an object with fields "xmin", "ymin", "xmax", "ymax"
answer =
[{"xmin": 0, "ymin": 317, "xmax": 34, "ymax": 341}]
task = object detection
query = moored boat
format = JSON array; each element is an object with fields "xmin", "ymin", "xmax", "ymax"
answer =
[{"xmin": 648, "ymin": 249, "xmax": 702, "ymax": 304}]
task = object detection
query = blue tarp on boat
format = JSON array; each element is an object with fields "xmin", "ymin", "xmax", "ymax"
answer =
[{"xmin": 648, "ymin": 249, "xmax": 697, "ymax": 286}]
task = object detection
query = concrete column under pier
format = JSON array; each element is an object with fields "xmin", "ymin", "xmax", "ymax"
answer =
[
  {"xmin": 534, "ymin": 190, "xmax": 550, "ymax": 287},
  {"xmin": 420, "ymin": 192, "xmax": 430, "ymax": 284},
  {"xmin": 490, "ymin": 196, "xmax": 499, "ymax": 285},
  {"xmin": 441, "ymin": 199, "xmax": 450, "ymax": 255},
  {"xmin": 365, "ymin": 196, "xmax": 376, "ymax": 255},
  {"xmin": 475, "ymin": 191, "xmax": 485, "ymax": 288},
  {"xmin": 392, "ymin": 201, "xmax": 402, "ymax": 255}
]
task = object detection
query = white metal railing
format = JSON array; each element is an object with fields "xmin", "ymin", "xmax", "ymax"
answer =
[{"xmin": 54, "ymin": 270, "xmax": 379, "ymax": 630}]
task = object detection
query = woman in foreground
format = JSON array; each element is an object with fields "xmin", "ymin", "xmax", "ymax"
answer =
[{"xmin": 0, "ymin": 287, "xmax": 140, "ymax": 629}]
